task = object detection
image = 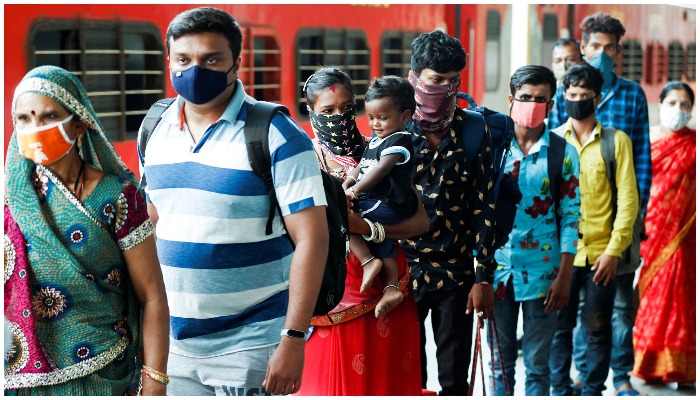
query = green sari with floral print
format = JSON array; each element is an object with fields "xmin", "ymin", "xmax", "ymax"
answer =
[{"xmin": 5, "ymin": 66, "xmax": 153, "ymax": 395}]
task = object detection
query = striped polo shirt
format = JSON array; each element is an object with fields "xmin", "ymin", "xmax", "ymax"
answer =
[{"xmin": 139, "ymin": 82, "xmax": 326, "ymax": 358}]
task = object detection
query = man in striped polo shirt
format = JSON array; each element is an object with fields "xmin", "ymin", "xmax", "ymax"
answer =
[{"xmin": 138, "ymin": 7, "xmax": 328, "ymax": 396}]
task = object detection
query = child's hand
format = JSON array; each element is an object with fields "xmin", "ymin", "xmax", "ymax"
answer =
[
  {"xmin": 344, "ymin": 192, "xmax": 355, "ymax": 214},
  {"xmin": 345, "ymin": 188, "xmax": 357, "ymax": 201}
]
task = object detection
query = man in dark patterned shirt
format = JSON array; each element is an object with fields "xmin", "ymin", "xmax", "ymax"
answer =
[{"xmin": 402, "ymin": 30, "xmax": 497, "ymax": 396}]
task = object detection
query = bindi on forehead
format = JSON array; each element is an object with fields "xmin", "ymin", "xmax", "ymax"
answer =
[{"xmin": 330, "ymin": 86, "xmax": 336, "ymax": 93}]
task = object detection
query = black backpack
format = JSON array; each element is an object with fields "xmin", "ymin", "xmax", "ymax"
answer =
[
  {"xmin": 458, "ymin": 92, "xmax": 522, "ymax": 248},
  {"xmin": 547, "ymin": 131, "xmax": 567, "ymax": 234},
  {"xmin": 137, "ymin": 99, "xmax": 349, "ymax": 317}
]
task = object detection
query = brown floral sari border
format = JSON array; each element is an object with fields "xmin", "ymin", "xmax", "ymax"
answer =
[{"xmin": 311, "ymin": 266, "xmax": 410, "ymax": 326}]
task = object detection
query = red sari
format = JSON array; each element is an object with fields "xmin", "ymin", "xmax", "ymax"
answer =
[
  {"xmin": 296, "ymin": 247, "xmax": 423, "ymax": 395},
  {"xmin": 633, "ymin": 127, "xmax": 696, "ymax": 383}
]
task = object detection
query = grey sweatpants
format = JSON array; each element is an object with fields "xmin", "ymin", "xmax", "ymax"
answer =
[{"xmin": 166, "ymin": 344, "xmax": 277, "ymax": 396}]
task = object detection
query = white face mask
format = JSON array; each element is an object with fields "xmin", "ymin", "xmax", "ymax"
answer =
[{"xmin": 659, "ymin": 105, "xmax": 692, "ymax": 131}]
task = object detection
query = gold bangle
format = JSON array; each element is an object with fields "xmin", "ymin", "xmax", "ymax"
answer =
[
  {"xmin": 476, "ymin": 281, "xmax": 491, "ymax": 285},
  {"xmin": 372, "ymin": 221, "xmax": 385, "ymax": 243},
  {"xmin": 141, "ymin": 364, "xmax": 170, "ymax": 385}
]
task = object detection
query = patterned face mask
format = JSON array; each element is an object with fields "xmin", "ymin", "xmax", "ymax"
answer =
[
  {"xmin": 308, "ymin": 107, "xmax": 365, "ymax": 162},
  {"xmin": 16, "ymin": 114, "xmax": 76, "ymax": 165},
  {"xmin": 408, "ymin": 69, "xmax": 457, "ymax": 138}
]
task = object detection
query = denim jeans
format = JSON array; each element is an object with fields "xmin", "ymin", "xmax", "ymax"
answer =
[
  {"xmin": 488, "ymin": 279, "xmax": 557, "ymax": 396},
  {"xmin": 549, "ymin": 264, "xmax": 616, "ymax": 396},
  {"xmin": 574, "ymin": 272, "xmax": 635, "ymax": 389}
]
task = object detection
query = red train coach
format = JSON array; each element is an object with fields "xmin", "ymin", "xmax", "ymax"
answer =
[
  {"xmin": 3, "ymin": 4, "xmax": 447, "ymax": 173},
  {"xmin": 4, "ymin": 4, "xmax": 696, "ymax": 174}
]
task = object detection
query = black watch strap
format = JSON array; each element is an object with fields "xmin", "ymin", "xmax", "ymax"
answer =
[{"xmin": 280, "ymin": 328, "xmax": 307, "ymax": 340}]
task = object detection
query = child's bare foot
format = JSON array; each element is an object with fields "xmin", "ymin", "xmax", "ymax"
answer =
[
  {"xmin": 375, "ymin": 285, "xmax": 404, "ymax": 318},
  {"xmin": 360, "ymin": 257, "xmax": 383, "ymax": 292}
]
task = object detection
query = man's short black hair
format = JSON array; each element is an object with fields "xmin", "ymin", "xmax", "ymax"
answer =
[
  {"xmin": 166, "ymin": 7, "xmax": 243, "ymax": 59},
  {"xmin": 410, "ymin": 30, "xmax": 467, "ymax": 75},
  {"xmin": 562, "ymin": 62, "xmax": 605, "ymax": 96},
  {"xmin": 365, "ymin": 75, "xmax": 416, "ymax": 115},
  {"xmin": 580, "ymin": 12, "xmax": 626, "ymax": 45},
  {"xmin": 509, "ymin": 65, "xmax": 557, "ymax": 99},
  {"xmin": 303, "ymin": 67, "xmax": 355, "ymax": 109}
]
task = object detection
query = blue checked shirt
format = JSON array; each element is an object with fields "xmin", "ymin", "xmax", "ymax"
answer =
[{"xmin": 549, "ymin": 74, "xmax": 650, "ymax": 215}]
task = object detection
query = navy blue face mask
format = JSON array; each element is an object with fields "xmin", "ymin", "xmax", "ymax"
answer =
[{"xmin": 171, "ymin": 65, "xmax": 234, "ymax": 105}]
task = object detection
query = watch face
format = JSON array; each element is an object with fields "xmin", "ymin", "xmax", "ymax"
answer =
[{"xmin": 283, "ymin": 329, "xmax": 306, "ymax": 339}]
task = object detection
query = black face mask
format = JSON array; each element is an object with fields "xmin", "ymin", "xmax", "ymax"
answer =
[{"xmin": 565, "ymin": 98, "xmax": 596, "ymax": 120}]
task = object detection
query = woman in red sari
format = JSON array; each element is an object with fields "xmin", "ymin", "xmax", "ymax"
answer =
[
  {"xmin": 295, "ymin": 68, "xmax": 428, "ymax": 396},
  {"xmin": 634, "ymin": 81, "xmax": 695, "ymax": 384}
]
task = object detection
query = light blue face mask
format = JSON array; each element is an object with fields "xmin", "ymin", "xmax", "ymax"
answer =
[{"xmin": 586, "ymin": 52, "xmax": 615, "ymax": 90}]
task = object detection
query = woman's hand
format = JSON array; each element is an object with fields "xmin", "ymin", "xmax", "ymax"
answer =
[
  {"xmin": 139, "ymin": 375, "xmax": 167, "ymax": 396},
  {"xmin": 123, "ymin": 235, "xmax": 170, "ymax": 394}
]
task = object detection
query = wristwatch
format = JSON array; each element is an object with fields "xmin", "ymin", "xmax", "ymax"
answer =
[{"xmin": 280, "ymin": 328, "xmax": 308, "ymax": 340}]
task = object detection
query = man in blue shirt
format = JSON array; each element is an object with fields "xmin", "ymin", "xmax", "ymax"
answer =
[
  {"xmin": 548, "ymin": 12, "xmax": 650, "ymax": 396},
  {"xmin": 489, "ymin": 65, "xmax": 580, "ymax": 395}
]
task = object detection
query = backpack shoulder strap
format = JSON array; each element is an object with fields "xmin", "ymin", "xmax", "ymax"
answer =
[
  {"xmin": 243, "ymin": 101, "xmax": 291, "ymax": 235},
  {"xmin": 461, "ymin": 109, "xmax": 487, "ymax": 173},
  {"xmin": 599, "ymin": 126, "xmax": 618, "ymax": 188},
  {"xmin": 137, "ymin": 97, "xmax": 176, "ymax": 188},
  {"xmin": 547, "ymin": 131, "xmax": 567, "ymax": 234},
  {"xmin": 139, "ymin": 98, "xmax": 177, "ymax": 161}
]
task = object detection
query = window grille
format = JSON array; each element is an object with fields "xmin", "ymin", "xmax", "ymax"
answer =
[
  {"xmin": 686, "ymin": 43, "xmax": 696, "ymax": 82},
  {"xmin": 240, "ymin": 28, "xmax": 281, "ymax": 103},
  {"xmin": 621, "ymin": 40, "xmax": 643, "ymax": 83},
  {"xmin": 29, "ymin": 19, "xmax": 164, "ymax": 142},
  {"xmin": 381, "ymin": 31, "xmax": 419, "ymax": 78},
  {"xmin": 296, "ymin": 29, "xmax": 370, "ymax": 119},
  {"xmin": 667, "ymin": 41, "xmax": 685, "ymax": 82}
]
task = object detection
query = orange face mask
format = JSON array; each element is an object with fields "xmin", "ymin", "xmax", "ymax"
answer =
[{"xmin": 16, "ymin": 114, "xmax": 76, "ymax": 165}]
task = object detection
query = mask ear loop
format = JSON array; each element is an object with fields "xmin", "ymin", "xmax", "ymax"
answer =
[{"xmin": 75, "ymin": 119, "xmax": 88, "ymax": 158}]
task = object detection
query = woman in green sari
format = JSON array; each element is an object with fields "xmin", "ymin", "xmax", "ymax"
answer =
[{"xmin": 4, "ymin": 66, "xmax": 169, "ymax": 395}]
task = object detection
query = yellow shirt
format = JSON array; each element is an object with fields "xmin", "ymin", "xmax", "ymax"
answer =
[{"xmin": 561, "ymin": 120, "xmax": 639, "ymax": 267}]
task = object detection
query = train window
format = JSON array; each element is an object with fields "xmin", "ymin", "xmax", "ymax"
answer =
[
  {"xmin": 620, "ymin": 40, "xmax": 643, "ymax": 83},
  {"xmin": 240, "ymin": 28, "xmax": 281, "ymax": 103},
  {"xmin": 485, "ymin": 10, "xmax": 501, "ymax": 92},
  {"xmin": 29, "ymin": 19, "xmax": 165, "ymax": 142},
  {"xmin": 542, "ymin": 14, "xmax": 558, "ymax": 68},
  {"xmin": 667, "ymin": 42, "xmax": 685, "ymax": 82},
  {"xmin": 296, "ymin": 29, "xmax": 370, "ymax": 119},
  {"xmin": 381, "ymin": 31, "xmax": 419, "ymax": 78},
  {"xmin": 645, "ymin": 42, "xmax": 667, "ymax": 85},
  {"xmin": 686, "ymin": 43, "xmax": 696, "ymax": 82}
]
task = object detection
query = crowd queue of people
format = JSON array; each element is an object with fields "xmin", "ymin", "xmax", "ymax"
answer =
[{"xmin": 4, "ymin": 6, "xmax": 695, "ymax": 396}]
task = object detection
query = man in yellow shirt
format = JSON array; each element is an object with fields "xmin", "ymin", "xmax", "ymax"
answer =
[{"xmin": 549, "ymin": 63, "xmax": 639, "ymax": 396}]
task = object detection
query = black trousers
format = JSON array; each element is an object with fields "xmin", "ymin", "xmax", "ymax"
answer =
[{"xmin": 415, "ymin": 278, "xmax": 474, "ymax": 396}]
